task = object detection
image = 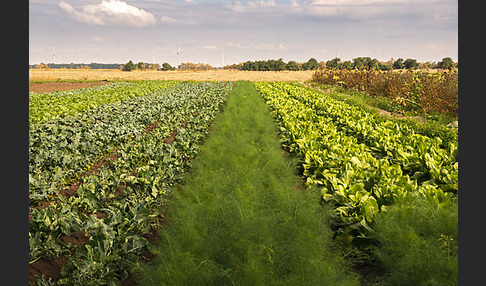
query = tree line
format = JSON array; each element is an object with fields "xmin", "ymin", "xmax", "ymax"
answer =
[
  {"xmin": 30, "ymin": 57, "xmax": 456, "ymax": 71},
  {"xmin": 324, "ymin": 57, "xmax": 456, "ymax": 70},
  {"xmin": 233, "ymin": 57, "xmax": 456, "ymax": 71}
]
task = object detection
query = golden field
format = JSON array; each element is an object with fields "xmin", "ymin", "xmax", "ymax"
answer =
[{"xmin": 29, "ymin": 69, "xmax": 315, "ymax": 82}]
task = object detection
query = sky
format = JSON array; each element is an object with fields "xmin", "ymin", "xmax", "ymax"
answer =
[{"xmin": 29, "ymin": 0, "xmax": 458, "ymax": 67}]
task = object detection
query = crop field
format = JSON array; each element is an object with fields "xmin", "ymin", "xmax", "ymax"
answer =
[
  {"xmin": 29, "ymin": 79, "xmax": 458, "ymax": 285},
  {"xmin": 29, "ymin": 69, "xmax": 315, "ymax": 82}
]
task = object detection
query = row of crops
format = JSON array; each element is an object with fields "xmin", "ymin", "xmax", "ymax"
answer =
[
  {"xmin": 254, "ymin": 82, "xmax": 458, "ymax": 284},
  {"xmin": 29, "ymin": 81, "xmax": 232, "ymax": 285},
  {"xmin": 29, "ymin": 80, "xmax": 458, "ymax": 285}
]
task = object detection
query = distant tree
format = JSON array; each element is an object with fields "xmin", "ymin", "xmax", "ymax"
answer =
[
  {"xmin": 306, "ymin": 58, "xmax": 319, "ymax": 70},
  {"xmin": 35, "ymin": 63, "xmax": 50, "ymax": 69},
  {"xmin": 436, "ymin": 57, "xmax": 454, "ymax": 69},
  {"xmin": 403, "ymin": 58, "xmax": 418, "ymax": 69},
  {"xmin": 148, "ymin": 64, "xmax": 161, "ymax": 70},
  {"xmin": 224, "ymin": 63, "xmax": 240, "ymax": 70},
  {"xmin": 378, "ymin": 62, "xmax": 393, "ymax": 70},
  {"xmin": 353, "ymin": 57, "xmax": 366, "ymax": 69},
  {"xmin": 286, "ymin": 60, "xmax": 300, "ymax": 71},
  {"xmin": 241, "ymin": 61, "xmax": 256, "ymax": 71},
  {"xmin": 276, "ymin": 58, "xmax": 286, "ymax": 71},
  {"xmin": 393, "ymin": 58, "xmax": 404, "ymax": 69},
  {"xmin": 341, "ymin": 60, "xmax": 353, "ymax": 70},
  {"xmin": 326, "ymin": 58, "xmax": 341, "ymax": 69},
  {"xmin": 137, "ymin": 62, "xmax": 146, "ymax": 70},
  {"xmin": 161, "ymin": 62, "xmax": 175, "ymax": 71},
  {"xmin": 178, "ymin": 62, "xmax": 212, "ymax": 70},
  {"xmin": 353, "ymin": 57, "xmax": 379, "ymax": 70},
  {"xmin": 122, "ymin": 60, "xmax": 136, "ymax": 71}
]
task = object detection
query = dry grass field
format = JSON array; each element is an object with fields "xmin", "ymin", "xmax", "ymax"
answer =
[{"xmin": 29, "ymin": 69, "xmax": 315, "ymax": 82}]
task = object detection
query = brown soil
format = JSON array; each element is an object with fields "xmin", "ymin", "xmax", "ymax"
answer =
[
  {"xmin": 29, "ymin": 81, "xmax": 112, "ymax": 93},
  {"xmin": 29, "ymin": 255, "xmax": 69, "ymax": 284}
]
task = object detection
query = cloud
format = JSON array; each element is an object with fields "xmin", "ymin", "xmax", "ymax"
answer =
[
  {"xmin": 58, "ymin": 0, "xmax": 156, "ymax": 27},
  {"xmin": 228, "ymin": 0, "xmax": 277, "ymax": 11},
  {"xmin": 247, "ymin": 0, "xmax": 276, "ymax": 8},
  {"xmin": 160, "ymin": 16, "xmax": 177, "ymax": 24}
]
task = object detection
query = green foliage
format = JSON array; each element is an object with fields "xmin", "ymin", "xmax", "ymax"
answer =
[
  {"xmin": 303, "ymin": 57, "xmax": 319, "ymax": 70},
  {"xmin": 403, "ymin": 58, "xmax": 418, "ymax": 69},
  {"xmin": 286, "ymin": 60, "xmax": 299, "ymax": 71},
  {"xmin": 373, "ymin": 194, "xmax": 458, "ymax": 285},
  {"xmin": 241, "ymin": 59, "xmax": 289, "ymax": 71},
  {"xmin": 29, "ymin": 82, "xmax": 233, "ymax": 284},
  {"xmin": 135, "ymin": 81, "xmax": 358, "ymax": 285},
  {"xmin": 161, "ymin": 62, "xmax": 175, "ymax": 71},
  {"xmin": 437, "ymin": 57, "xmax": 455, "ymax": 69},
  {"xmin": 123, "ymin": 60, "xmax": 136, "ymax": 71},
  {"xmin": 137, "ymin": 62, "xmax": 146, "ymax": 70},
  {"xmin": 29, "ymin": 81, "xmax": 179, "ymax": 125},
  {"xmin": 255, "ymin": 82, "xmax": 457, "ymax": 281},
  {"xmin": 256, "ymin": 82, "xmax": 458, "ymax": 285},
  {"xmin": 392, "ymin": 58, "xmax": 404, "ymax": 69}
]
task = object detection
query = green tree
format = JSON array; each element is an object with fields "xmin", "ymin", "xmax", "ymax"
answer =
[
  {"xmin": 122, "ymin": 60, "xmax": 136, "ymax": 71},
  {"xmin": 393, "ymin": 58, "xmax": 404, "ymax": 69},
  {"xmin": 137, "ymin": 62, "xmax": 146, "ymax": 70},
  {"xmin": 326, "ymin": 58, "xmax": 341, "ymax": 69},
  {"xmin": 378, "ymin": 62, "xmax": 393, "ymax": 70},
  {"xmin": 161, "ymin": 62, "xmax": 175, "ymax": 70},
  {"xmin": 436, "ymin": 57, "xmax": 454, "ymax": 69},
  {"xmin": 276, "ymin": 58, "xmax": 286, "ymax": 71},
  {"xmin": 286, "ymin": 60, "xmax": 300, "ymax": 71},
  {"xmin": 404, "ymin": 58, "xmax": 418, "ymax": 69},
  {"xmin": 306, "ymin": 58, "xmax": 319, "ymax": 70},
  {"xmin": 342, "ymin": 61, "xmax": 353, "ymax": 70}
]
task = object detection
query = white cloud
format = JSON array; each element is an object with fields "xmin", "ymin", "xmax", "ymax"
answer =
[
  {"xmin": 247, "ymin": 0, "xmax": 276, "ymax": 8},
  {"xmin": 58, "ymin": 0, "xmax": 157, "ymax": 27},
  {"xmin": 228, "ymin": 0, "xmax": 277, "ymax": 11},
  {"xmin": 160, "ymin": 16, "xmax": 177, "ymax": 24}
]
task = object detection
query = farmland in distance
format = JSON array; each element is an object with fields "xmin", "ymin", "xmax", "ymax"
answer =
[{"xmin": 29, "ymin": 69, "xmax": 315, "ymax": 82}]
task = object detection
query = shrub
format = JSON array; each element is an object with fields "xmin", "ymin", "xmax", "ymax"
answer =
[{"xmin": 312, "ymin": 68, "xmax": 458, "ymax": 116}]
